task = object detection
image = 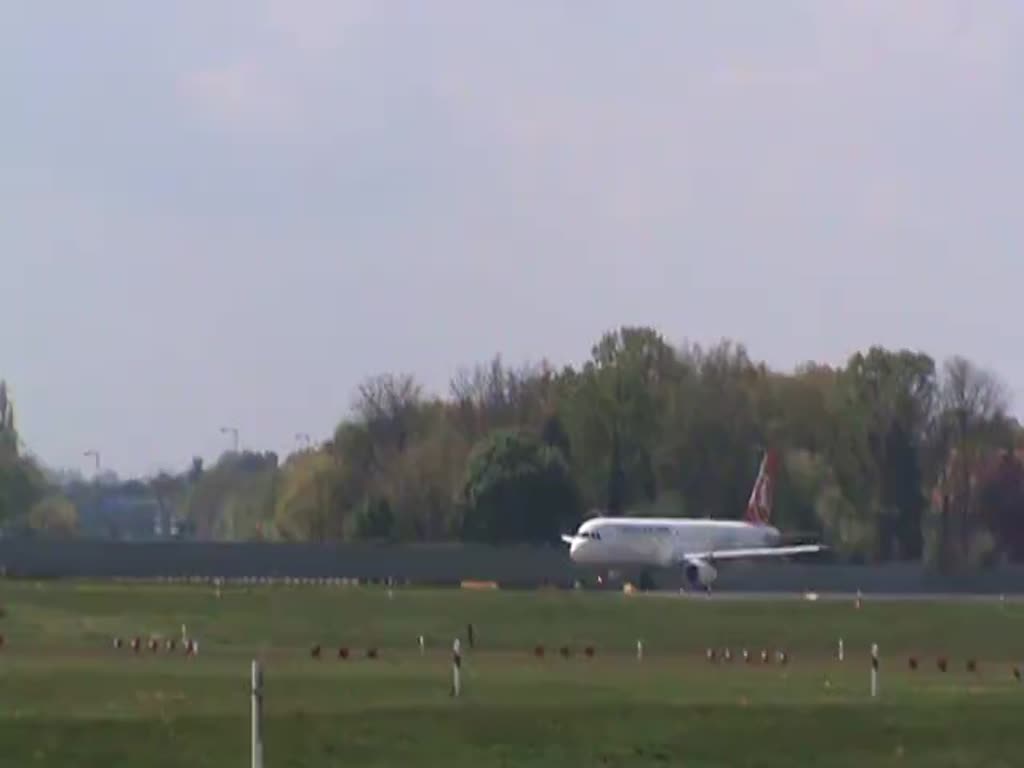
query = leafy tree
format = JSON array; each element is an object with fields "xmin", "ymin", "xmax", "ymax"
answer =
[
  {"xmin": 450, "ymin": 357, "xmax": 557, "ymax": 439},
  {"xmin": 0, "ymin": 381, "xmax": 16, "ymax": 457},
  {"xmin": 0, "ymin": 383, "xmax": 47, "ymax": 529},
  {"xmin": 149, "ymin": 472, "xmax": 188, "ymax": 535},
  {"xmin": 540, "ymin": 411, "xmax": 572, "ymax": 463},
  {"xmin": 273, "ymin": 450, "xmax": 337, "ymax": 541},
  {"xmin": 929, "ymin": 357, "xmax": 1010, "ymax": 570},
  {"xmin": 0, "ymin": 456, "xmax": 46, "ymax": 531},
  {"xmin": 879, "ymin": 420, "xmax": 925, "ymax": 560},
  {"xmin": 461, "ymin": 429, "xmax": 582, "ymax": 544},
  {"xmin": 374, "ymin": 416, "xmax": 470, "ymax": 540},
  {"xmin": 675, "ymin": 340, "xmax": 764, "ymax": 520},
  {"xmin": 773, "ymin": 449, "xmax": 825, "ymax": 536},
  {"xmin": 28, "ymin": 495, "xmax": 78, "ymax": 537},
  {"xmin": 183, "ymin": 451, "xmax": 278, "ymax": 539},
  {"xmin": 591, "ymin": 327, "xmax": 679, "ymax": 509},
  {"xmin": 977, "ymin": 450, "xmax": 1024, "ymax": 562},
  {"xmin": 843, "ymin": 348, "xmax": 936, "ymax": 560},
  {"xmin": 352, "ymin": 372, "xmax": 424, "ymax": 458},
  {"xmin": 347, "ymin": 497, "xmax": 396, "ymax": 540}
]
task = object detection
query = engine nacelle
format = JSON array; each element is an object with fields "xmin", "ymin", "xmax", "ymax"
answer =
[{"xmin": 684, "ymin": 559, "xmax": 717, "ymax": 589}]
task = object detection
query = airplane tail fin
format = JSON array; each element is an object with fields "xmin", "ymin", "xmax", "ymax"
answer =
[{"xmin": 744, "ymin": 449, "xmax": 777, "ymax": 526}]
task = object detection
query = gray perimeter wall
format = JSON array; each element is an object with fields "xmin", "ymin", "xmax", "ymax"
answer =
[{"xmin": 2, "ymin": 539, "xmax": 1024, "ymax": 593}]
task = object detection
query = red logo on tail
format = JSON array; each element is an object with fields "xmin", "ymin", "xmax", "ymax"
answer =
[{"xmin": 744, "ymin": 450, "xmax": 776, "ymax": 526}]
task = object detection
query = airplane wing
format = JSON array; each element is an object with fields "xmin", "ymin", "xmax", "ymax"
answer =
[
  {"xmin": 685, "ymin": 544, "xmax": 825, "ymax": 563},
  {"xmin": 561, "ymin": 534, "xmax": 577, "ymax": 545}
]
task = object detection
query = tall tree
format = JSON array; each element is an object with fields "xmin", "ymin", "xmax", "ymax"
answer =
[
  {"xmin": 581, "ymin": 326, "xmax": 685, "ymax": 512},
  {"xmin": 930, "ymin": 357, "xmax": 1010, "ymax": 570},
  {"xmin": 461, "ymin": 429, "xmax": 582, "ymax": 544},
  {"xmin": 274, "ymin": 450, "xmax": 338, "ymax": 542},
  {"xmin": 353, "ymin": 373, "xmax": 424, "ymax": 458},
  {"xmin": 183, "ymin": 451, "xmax": 278, "ymax": 539},
  {"xmin": 977, "ymin": 449, "xmax": 1024, "ymax": 563},
  {"xmin": 0, "ymin": 381, "xmax": 15, "ymax": 457},
  {"xmin": 844, "ymin": 348, "xmax": 937, "ymax": 560},
  {"xmin": 0, "ymin": 383, "xmax": 46, "ymax": 529}
]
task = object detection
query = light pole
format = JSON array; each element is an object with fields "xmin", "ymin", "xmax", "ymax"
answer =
[
  {"xmin": 220, "ymin": 426, "xmax": 239, "ymax": 453},
  {"xmin": 84, "ymin": 449, "xmax": 100, "ymax": 473},
  {"xmin": 295, "ymin": 432, "xmax": 312, "ymax": 451}
]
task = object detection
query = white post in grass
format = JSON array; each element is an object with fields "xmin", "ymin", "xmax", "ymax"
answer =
[
  {"xmin": 419, "ymin": 634, "xmax": 425, "ymax": 655},
  {"xmin": 636, "ymin": 639, "xmax": 644, "ymax": 661},
  {"xmin": 452, "ymin": 638, "xmax": 462, "ymax": 697},
  {"xmin": 838, "ymin": 638, "xmax": 844, "ymax": 662},
  {"xmin": 251, "ymin": 660, "xmax": 264, "ymax": 768},
  {"xmin": 870, "ymin": 643, "xmax": 879, "ymax": 698}
]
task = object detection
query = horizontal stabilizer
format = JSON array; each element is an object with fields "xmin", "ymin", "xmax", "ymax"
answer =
[{"xmin": 560, "ymin": 534, "xmax": 576, "ymax": 545}]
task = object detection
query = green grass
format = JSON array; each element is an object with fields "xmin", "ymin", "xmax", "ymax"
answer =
[{"xmin": 1, "ymin": 581, "xmax": 1023, "ymax": 766}]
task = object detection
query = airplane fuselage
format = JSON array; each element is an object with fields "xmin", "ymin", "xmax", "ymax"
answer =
[
  {"xmin": 568, "ymin": 517, "xmax": 781, "ymax": 569},
  {"xmin": 563, "ymin": 451, "xmax": 824, "ymax": 584}
]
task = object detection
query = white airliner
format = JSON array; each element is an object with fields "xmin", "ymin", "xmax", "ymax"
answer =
[{"xmin": 561, "ymin": 450, "xmax": 825, "ymax": 590}]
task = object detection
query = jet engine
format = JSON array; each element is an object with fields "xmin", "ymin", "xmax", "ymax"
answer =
[{"xmin": 684, "ymin": 559, "xmax": 718, "ymax": 589}]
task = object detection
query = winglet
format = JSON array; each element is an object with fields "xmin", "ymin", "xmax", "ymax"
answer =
[{"xmin": 744, "ymin": 449, "xmax": 777, "ymax": 526}]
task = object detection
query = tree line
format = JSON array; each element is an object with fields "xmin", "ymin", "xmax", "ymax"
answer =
[{"xmin": 4, "ymin": 327, "xmax": 1024, "ymax": 570}]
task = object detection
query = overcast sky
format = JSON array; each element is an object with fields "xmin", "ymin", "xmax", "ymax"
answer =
[{"xmin": 3, "ymin": 1, "xmax": 1023, "ymax": 477}]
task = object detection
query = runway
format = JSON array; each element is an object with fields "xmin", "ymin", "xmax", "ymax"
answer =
[{"xmin": 628, "ymin": 590, "xmax": 1024, "ymax": 603}]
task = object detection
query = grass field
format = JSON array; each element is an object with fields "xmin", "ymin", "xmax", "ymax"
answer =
[{"xmin": 1, "ymin": 581, "xmax": 1023, "ymax": 766}]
